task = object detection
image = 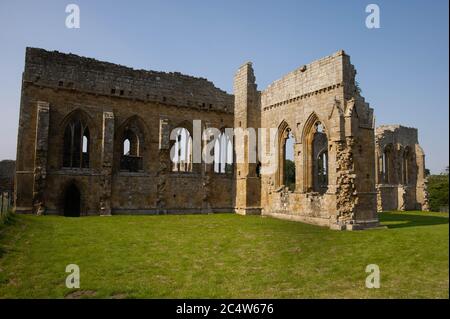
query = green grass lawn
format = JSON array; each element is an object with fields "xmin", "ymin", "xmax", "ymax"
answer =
[{"xmin": 0, "ymin": 211, "xmax": 448, "ymax": 298}]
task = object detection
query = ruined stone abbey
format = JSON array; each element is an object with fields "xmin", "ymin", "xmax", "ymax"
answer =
[{"xmin": 14, "ymin": 48, "xmax": 429, "ymax": 230}]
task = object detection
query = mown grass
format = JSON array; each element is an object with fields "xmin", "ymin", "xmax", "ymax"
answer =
[{"xmin": 0, "ymin": 211, "xmax": 448, "ymax": 298}]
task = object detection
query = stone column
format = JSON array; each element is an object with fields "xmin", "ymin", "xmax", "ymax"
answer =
[
  {"xmin": 32, "ymin": 101, "xmax": 50, "ymax": 215},
  {"xmin": 233, "ymin": 62, "xmax": 261, "ymax": 215},
  {"xmin": 100, "ymin": 111, "xmax": 114, "ymax": 215},
  {"xmin": 156, "ymin": 117, "xmax": 170, "ymax": 213},
  {"xmin": 202, "ymin": 121, "xmax": 214, "ymax": 212}
]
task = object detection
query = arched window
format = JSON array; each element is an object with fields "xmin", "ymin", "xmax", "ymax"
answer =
[
  {"xmin": 276, "ymin": 121, "xmax": 296, "ymax": 191},
  {"xmin": 82, "ymin": 135, "xmax": 88, "ymax": 153},
  {"xmin": 312, "ymin": 122, "xmax": 328, "ymax": 194},
  {"xmin": 317, "ymin": 150, "xmax": 328, "ymax": 190},
  {"xmin": 303, "ymin": 115, "xmax": 328, "ymax": 194},
  {"xmin": 214, "ymin": 131, "xmax": 233, "ymax": 174},
  {"xmin": 378, "ymin": 154, "xmax": 383, "ymax": 180},
  {"xmin": 123, "ymin": 139, "xmax": 130, "ymax": 155},
  {"xmin": 402, "ymin": 147, "xmax": 413, "ymax": 185},
  {"xmin": 63, "ymin": 118, "xmax": 90, "ymax": 168},
  {"xmin": 172, "ymin": 128, "xmax": 193, "ymax": 172},
  {"xmin": 284, "ymin": 132, "xmax": 296, "ymax": 191},
  {"xmin": 120, "ymin": 128, "xmax": 143, "ymax": 172},
  {"xmin": 381, "ymin": 145, "xmax": 393, "ymax": 184},
  {"xmin": 402, "ymin": 149, "xmax": 407, "ymax": 185}
]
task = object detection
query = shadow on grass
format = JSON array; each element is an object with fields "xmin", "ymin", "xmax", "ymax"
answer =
[{"xmin": 380, "ymin": 212, "xmax": 449, "ymax": 229}]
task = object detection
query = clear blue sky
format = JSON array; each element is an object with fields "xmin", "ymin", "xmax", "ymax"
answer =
[{"xmin": 0, "ymin": 0, "xmax": 448, "ymax": 173}]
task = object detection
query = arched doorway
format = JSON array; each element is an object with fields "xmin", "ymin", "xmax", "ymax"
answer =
[{"xmin": 64, "ymin": 184, "xmax": 81, "ymax": 217}]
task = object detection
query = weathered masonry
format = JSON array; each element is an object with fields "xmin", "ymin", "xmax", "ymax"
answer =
[
  {"xmin": 14, "ymin": 48, "xmax": 428, "ymax": 230},
  {"xmin": 375, "ymin": 125, "xmax": 429, "ymax": 211},
  {"xmin": 234, "ymin": 51, "xmax": 378, "ymax": 230},
  {"xmin": 15, "ymin": 48, "xmax": 234, "ymax": 217}
]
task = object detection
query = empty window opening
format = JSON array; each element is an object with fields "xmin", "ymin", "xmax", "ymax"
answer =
[
  {"xmin": 381, "ymin": 146, "xmax": 392, "ymax": 184},
  {"xmin": 63, "ymin": 118, "xmax": 90, "ymax": 169},
  {"xmin": 120, "ymin": 128, "xmax": 142, "ymax": 172},
  {"xmin": 123, "ymin": 139, "xmax": 131, "ymax": 155},
  {"xmin": 317, "ymin": 151, "xmax": 328, "ymax": 190},
  {"xmin": 276, "ymin": 122, "xmax": 296, "ymax": 191},
  {"xmin": 256, "ymin": 161, "xmax": 262, "ymax": 177},
  {"xmin": 284, "ymin": 132, "xmax": 296, "ymax": 191},
  {"xmin": 310, "ymin": 121, "xmax": 328, "ymax": 194},
  {"xmin": 214, "ymin": 132, "xmax": 233, "ymax": 174},
  {"xmin": 402, "ymin": 148, "xmax": 412, "ymax": 185},
  {"xmin": 172, "ymin": 128, "xmax": 193, "ymax": 172}
]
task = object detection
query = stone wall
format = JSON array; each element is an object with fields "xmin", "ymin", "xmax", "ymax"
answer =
[
  {"xmin": 14, "ymin": 47, "xmax": 427, "ymax": 230},
  {"xmin": 15, "ymin": 48, "xmax": 234, "ymax": 215},
  {"xmin": 375, "ymin": 125, "xmax": 429, "ymax": 211},
  {"xmin": 237, "ymin": 50, "xmax": 379, "ymax": 230},
  {"xmin": 23, "ymin": 48, "xmax": 233, "ymax": 113}
]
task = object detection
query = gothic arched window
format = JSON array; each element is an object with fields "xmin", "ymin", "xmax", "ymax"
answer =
[
  {"xmin": 302, "ymin": 114, "xmax": 329, "ymax": 194},
  {"xmin": 63, "ymin": 118, "xmax": 90, "ymax": 168},
  {"xmin": 214, "ymin": 131, "xmax": 233, "ymax": 174},
  {"xmin": 381, "ymin": 144, "xmax": 393, "ymax": 184},
  {"xmin": 171, "ymin": 127, "xmax": 193, "ymax": 172},
  {"xmin": 120, "ymin": 121, "xmax": 144, "ymax": 172}
]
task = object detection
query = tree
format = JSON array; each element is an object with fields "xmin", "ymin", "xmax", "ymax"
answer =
[{"xmin": 427, "ymin": 168, "xmax": 449, "ymax": 211}]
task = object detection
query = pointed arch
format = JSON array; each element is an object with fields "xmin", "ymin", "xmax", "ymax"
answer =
[
  {"xmin": 214, "ymin": 127, "xmax": 233, "ymax": 174},
  {"xmin": 117, "ymin": 115, "xmax": 150, "ymax": 138},
  {"xmin": 402, "ymin": 145, "xmax": 414, "ymax": 185},
  {"xmin": 302, "ymin": 112, "xmax": 329, "ymax": 193},
  {"xmin": 60, "ymin": 108, "xmax": 97, "ymax": 138},
  {"xmin": 381, "ymin": 143, "xmax": 394, "ymax": 184},
  {"xmin": 117, "ymin": 115, "xmax": 148, "ymax": 172},
  {"xmin": 301, "ymin": 112, "xmax": 328, "ymax": 141},
  {"xmin": 171, "ymin": 120, "xmax": 195, "ymax": 172},
  {"xmin": 61, "ymin": 109, "xmax": 95, "ymax": 169},
  {"xmin": 276, "ymin": 120, "xmax": 296, "ymax": 190}
]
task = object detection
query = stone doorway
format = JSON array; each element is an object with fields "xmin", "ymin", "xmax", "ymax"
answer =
[{"xmin": 64, "ymin": 184, "xmax": 81, "ymax": 217}]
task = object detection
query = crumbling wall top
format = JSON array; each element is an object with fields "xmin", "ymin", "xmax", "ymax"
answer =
[
  {"xmin": 23, "ymin": 47, "xmax": 234, "ymax": 113},
  {"xmin": 261, "ymin": 50, "xmax": 348, "ymax": 107},
  {"xmin": 376, "ymin": 125, "xmax": 419, "ymax": 148}
]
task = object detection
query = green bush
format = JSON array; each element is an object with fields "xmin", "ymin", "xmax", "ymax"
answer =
[{"xmin": 427, "ymin": 174, "xmax": 449, "ymax": 212}]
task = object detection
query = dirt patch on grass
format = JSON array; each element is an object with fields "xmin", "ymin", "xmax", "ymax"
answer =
[{"xmin": 65, "ymin": 290, "xmax": 97, "ymax": 299}]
